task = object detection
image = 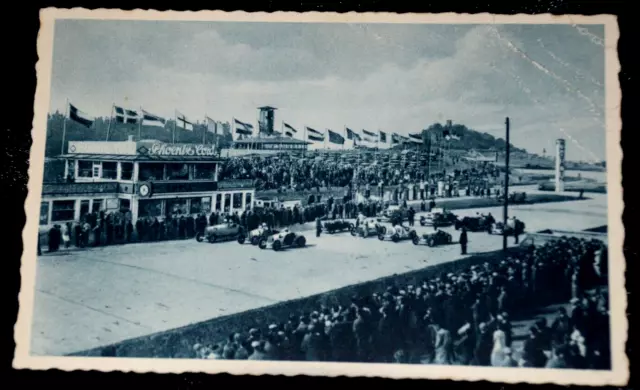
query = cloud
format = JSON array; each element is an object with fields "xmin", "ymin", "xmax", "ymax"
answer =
[{"xmin": 48, "ymin": 20, "xmax": 606, "ymax": 161}]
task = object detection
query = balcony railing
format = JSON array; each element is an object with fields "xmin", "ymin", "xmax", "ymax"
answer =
[{"xmin": 42, "ymin": 182, "xmax": 120, "ymax": 196}]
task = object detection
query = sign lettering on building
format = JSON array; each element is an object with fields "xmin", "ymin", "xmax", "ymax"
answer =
[
  {"xmin": 148, "ymin": 143, "xmax": 217, "ymax": 157},
  {"xmin": 557, "ymin": 139, "xmax": 566, "ymax": 181}
]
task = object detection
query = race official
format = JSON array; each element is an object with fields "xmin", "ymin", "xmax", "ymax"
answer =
[
  {"xmin": 460, "ymin": 227, "xmax": 468, "ymax": 255},
  {"xmin": 315, "ymin": 217, "xmax": 322, "ymax": 238}
]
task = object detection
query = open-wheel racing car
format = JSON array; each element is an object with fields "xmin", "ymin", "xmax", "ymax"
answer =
[
  {"xmin": 488, "ymin": 219, "xmax": 526, "ymax": 236},
  {"xmin": 419, "ymin": 208, "xmax": 458, "ymax": 227},
  {"xmin": 378, "ymin": 224, "xmax": 417, "ymax": 242},
  {"xmin": 259, "ymin": 229, "xmax": 307, "ymax": 251},
  {"xmin": 351, "ymin": 218, "xmax": 387, "ymax": 238},
  {"xmin": 412, "ymin": 229, "xmax": 453, "ymax": 246},
  {"xmin": 238, "ymin": 224, "xmax": 279, "ymax": 245},
  {"xmin": 497, "ymin": 192, "xmax": 527, "ymax": 204},
  {"xmin": 322, "ymin": 219, "xmax": 355, "ymax": 234},
  {"xmin": 196, "ymin": 221, "xmax": 245, "ymax": 243},
  {"xmin": 454, "ymin": 215, "xmax": 494, "ymax": 232}
]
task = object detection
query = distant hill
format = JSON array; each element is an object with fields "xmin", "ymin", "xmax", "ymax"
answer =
[
  {"xmin": 419, "ymin": 122, "xmax": 526, "ymax": 154},
  {"xmin": 43, "ymin": 112, "xmax": 233, "ymax": 157}
]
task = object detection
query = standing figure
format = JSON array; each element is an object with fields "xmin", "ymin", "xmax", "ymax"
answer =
[{"xmin": 460, "ymin": 227, "xmax": 468, "ymax": 255}]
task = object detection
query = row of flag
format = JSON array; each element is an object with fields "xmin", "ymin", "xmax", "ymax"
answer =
[{"xmin": 63, "ymin": 101, "xmax": 462, "ymax": 145}]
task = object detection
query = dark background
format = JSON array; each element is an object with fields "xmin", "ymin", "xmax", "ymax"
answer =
[{"xmin": 2, "ymin": 0, "xmax": 635, "ymax": 389}]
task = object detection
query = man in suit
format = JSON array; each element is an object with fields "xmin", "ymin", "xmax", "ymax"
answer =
[{"xmin": 460, "ymin": 227, "xmax": 468, "ymax": 255}]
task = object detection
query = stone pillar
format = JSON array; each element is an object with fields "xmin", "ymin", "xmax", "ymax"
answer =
[{"xmin": 555, "ymin": 139, "xmax": 566, "ymax": 193}]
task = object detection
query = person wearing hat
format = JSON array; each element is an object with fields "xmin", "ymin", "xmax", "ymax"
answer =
[
  {"xmin": 248, "ymin": 340, "xmax": 268, "ymax": 360},
  {"xmin": 459, "ymin": 226, "xmax": 468, "ymax": 255}
]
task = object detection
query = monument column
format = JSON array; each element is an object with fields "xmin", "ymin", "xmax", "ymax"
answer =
[{"xmin": 555, "ymin": 139, "xmax": 566, "ymax": 193}]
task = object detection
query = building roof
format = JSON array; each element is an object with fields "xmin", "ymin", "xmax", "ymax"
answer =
[
  {"xmin": 257, "ymin": 106, "xmax": 278, "ymax": 110},
  {"xmin": 233, "ymin": 136, "xmax": 310, "ymax": 145},
  {"xmin": 58, "ymin": 153, "xmax": 225, "ymax": 162}
]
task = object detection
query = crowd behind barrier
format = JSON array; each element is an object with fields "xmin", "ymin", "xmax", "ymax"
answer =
[{"xmin": 173, "ymin": 237, "xmax": 609, "ymax": 369}]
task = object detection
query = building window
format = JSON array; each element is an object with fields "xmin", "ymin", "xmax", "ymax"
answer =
[
  {"xmin": 78, "ymin": 161, "xmax": 93, "ymax": 178},
  {"xmin": 215, "ymin": 194, "xmax": 222, "ymax": 211},
  {"xmin": 66, "ymin": 160, "xmax": 76, "ymax": 179},
  {"xmin": 121, "ymin": 162, "xmax": 133, "ymax": 180},
  {"xmin": 166, "ymin": 199, "xmax": 188, "ymax": 216},
  {"xmin": 139, "ymin": 163, "xmax": 164, "ymax": 181},
  {"xmin": 92, "ymin": 199, "xmax": 103, "ymax": 213},
  {"xmin": 92, "ymin": 163, "xmax": 101, "ymax": 178},
  {"xmin": 166, "ymin": 163, "xmax": 189, "ymax": 181},
  {"xmin": 224, "ymin": 194, "xmax": 231, "ymax": 212},
  {"xmin": 40, "ymin": 202, "xmax": 49, "ymax": 225},
  {"xmin": 233, "ymin": 192, "xmax": 243, "ymax": 209},
  {"xmin": 51, "ymin": 200, "xmax": 75, "ymax": 222},
  {"xmin": 80, "ymin": 200, "xmax": 90, "ymax": 220},
  {"xmin": 194, "ymin": 163, "xmax": 216, "ymax": 180},
  {"xmin": 102, "ymin": 162, "xmax": 117, "ymax": 179},
  {"xmin": 105, "ymin": 198, "xmax": 119, "ymax": 211},
  {"xmin": 120, "ymin": 199, "xmax": 131, "ymax": 212},
  {"xmin": 190, "ymin": 197, "xmax": 212, "ymax": 214},
  {"xmin": 139, "ymin": 199, "xmax": 164, "ymax": 218},
  {"xmin": 245, "ymin": 193, "xmax": 252, "ymax": 209}
]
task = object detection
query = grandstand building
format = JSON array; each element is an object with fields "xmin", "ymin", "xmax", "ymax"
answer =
[
  {"xmin": 39, "ymin": 137, "xmax": 255, "ymax": 229},
  {"xmin": 223, "ymin": 136, "xmax": 310, "ymax": 157}
]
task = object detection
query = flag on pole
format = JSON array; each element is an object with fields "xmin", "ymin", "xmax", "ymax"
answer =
[
  {"xmin": 450, "ymin": 133, "xmax": 461, "ymax": 141},
  {"xmin": 233, "ymin": 118, "xmax": 254, "ymax": 135},
  {"xmin": 379, "ymin": 131, "xmax": 387, "ymax": 143},
  {"xmin": 408, "ymin": 132, "xmax": 423, "ymax": 143},
  {"xmin": 362, "ymin": 129, "xmax": 377, "ymax": 142},
  {"xmin": 346, "ymin": 128, "xmax": 361, "ymax": 141},
  {"xmin": 114, "ymin": 106, "xmax": 139, "ymax": 124},
  {"xmin": 176, "ymin": 111, "xmax": 194, "ymax": 131},
  {"xmin": 283, "ymin": 122, "xmax": 297, "ymax": 137},
  {"xmin": 205, "ymin": 116, "xmax": 218, "ymax": 134},
  {"xmin": 327, "ymin": 129, "xmax": 345, "ymax": 145},
  {"xmin": 141, "ymin": 110, "xmax": 166, "ymax": 128},
  {"xmin": 68, "ymin": 103, "xmax": 94, "ymax": 127},
  {"xmin": 306, "ymin": 127, "xmax": 324, "ymax": 142},
  {"xmin": 442, "ymin": 129, "xmax": 451, "ymax": 140}
]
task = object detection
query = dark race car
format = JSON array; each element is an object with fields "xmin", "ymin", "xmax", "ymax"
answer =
[
  {"xmin": 322, "ymin": 219, "xmax": 355, "ymax": 234},
  {"xmin": 419, "ymin": 208, "xmax": 458, "ymax": 227},
  {"xmin": 412, "ymin": 229, "xmax": 453, "ymax": 246},
  {"xmin": 237, "ymin": 224, "xmax": 279, "ymax": 245},
  {"xmin": 454, "ymin": 215, "xmax": 494, "ymax": 232}
]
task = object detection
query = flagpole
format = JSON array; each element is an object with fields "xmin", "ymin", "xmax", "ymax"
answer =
[
  {"xmin": 61, "ymin": 98, "xmax": 69, "ymax": 155},
  {"xmin": 203, "ymin": 114, "xmax": 207, "ymax": 144},
  {"xmin": 105, "ymin": 103, "xmax": 114, "ymax": 141},
  {"xmin": 138, "ymin": 106, "xmax": 143, "ymax": 141},
  {"xmin": 173, "ymin": 110, "xmax": 177, "ymax": 144}
]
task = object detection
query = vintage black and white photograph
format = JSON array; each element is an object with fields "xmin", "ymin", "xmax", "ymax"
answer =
[{"xmin": 14, "ymin": 9, "xmax": 626, "ymax": 385}]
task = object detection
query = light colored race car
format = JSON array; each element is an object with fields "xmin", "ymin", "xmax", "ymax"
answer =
[
  {"xmin": 412, "ymin": 229, "xmax": 453, "ymax": 246},
  {"xmin": 378, "ymin": 224, "xmax": 418, "ymax": 242},
  {"xmin": 238, "ymin": 224, "xmax": 279, "ymax": 245},
  {"xmin": 196, "ymin": 221, "xmax": 244, "ymax": 243},
  {"xmin": 258, "ymin": 229, "xmax": 307, "ymax": 251},
  {"xmin": 351, "ymin": 218, "xmax": 387, "ymax": 238},
  {"xmin": 488, "ymin": 219, "xmax": 526, "ymax": 236}
]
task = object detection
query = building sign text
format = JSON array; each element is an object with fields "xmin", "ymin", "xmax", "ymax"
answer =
[{"xmin": 148, "ymin": 143, "xmax": 217, "ymax": 157}]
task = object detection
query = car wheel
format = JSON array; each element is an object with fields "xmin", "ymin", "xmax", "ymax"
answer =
[
  {"xmin": 380, "ymin": 226, "xmax": 387, "ymax": 234},
  {"xmin": 295, "ymin": 236, "xmax": 306, "ymax": 247},
  {"xmin": 196, "ymin": 233, "xmax": 204, "ymax": 242},
  {"xmin": 272, "ymin": 241, "xmax": 282, "ymax": 251},
  {"xmin": 409, "ymin": 231, "xmax": 417, "ymax": 239},
  {"xmin": 427, "ymin": 237, "xmax": 435, "ymax": 247},
  {"xmin": 258, "ymin": 239, "xmax": 267, "ymax": 249},
  {"xmin": 350, "ymin": 227, "xmax": 357, "ymax": 237},
  {"xmin": 378, "ymin": 234, "xmax": 385, "ymax": 241},
  {"xmin": 237, "ymin": 235, "xmax": 246, "ymax": 245},
  {"xmin": 391, "ymin": 234, "xmax": 399, "ymax": 243},
  {"xmin": 250, "ymin": 236, "xmax": 260, "ymax": 246},
  {"xmin": 208, "ymin": 234, "xmax": 217, "ymax": 243},
  {"xmin": 412, "ymin": 236, "xmax": 420, "ymax": 245}
]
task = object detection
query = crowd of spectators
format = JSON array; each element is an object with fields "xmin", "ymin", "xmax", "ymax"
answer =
[{"xmin": 180, "ymin": 237, "xmax": 610, "ymax": 369}]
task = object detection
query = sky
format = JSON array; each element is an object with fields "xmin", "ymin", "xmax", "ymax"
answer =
[{"xmin": 49, "ymin": 20, "xmax": 606, "ymax": 161}]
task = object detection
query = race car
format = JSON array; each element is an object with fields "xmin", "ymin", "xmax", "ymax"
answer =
[
  {"xmin": 454, "ymin": 215, "xmax": 494, "ymax": 232},
  {"xmin": 196, "ymin": 221, "xmax": 244, "ymax": 243},
  {"xmin": 378, "ymin": 224, "xmax": 417, "ymax": 242},
  {"xmin": 258, "ymin": 229, "xmax": 307, "ymax": 251},
  {"xmin": 488, "ymin": 219, "xmax": 526, "ymax": 236},
  {"xmin": 237, "ymin": 224, "xmax": 279, "ymax": 245},
  {"xmin": 378, "ymin": 205, "xmax": 408, "ymax": 223},
  {"xmin": 419, "ymin": 208, "xmax": 457, "ymax": 227},
  {"xmin": 322, "ymin": 219, "xmax": 355, "ymax": 234},
  {"xmin": 351, "ymin": 218, "xmax": 387, "ymax": 238},
  {"xmin": 497, "ymin": 192, "xmax": 527, "ymax": 204},
  {"xmin": 412, "ymin": 229, "xmax": 453, "ymax": 246}
]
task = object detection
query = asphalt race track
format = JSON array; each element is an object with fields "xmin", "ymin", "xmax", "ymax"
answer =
[{"xmin": 29, "ymin": 192, "xmax": 607, "ymax": 356}]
